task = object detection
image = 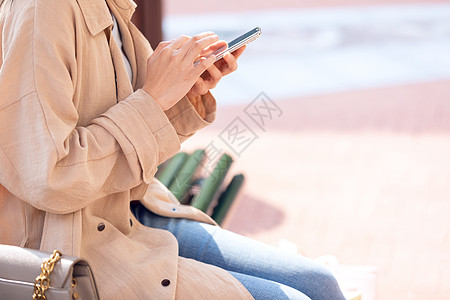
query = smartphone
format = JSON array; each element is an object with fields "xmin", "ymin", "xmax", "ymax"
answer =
[
  {"xmin": 214, "ymin": 27, "xmax": 262, "ymax": 61},
  {"xmin": 194, "ymin": 27, "xmax": 262, "ymax": 66}
]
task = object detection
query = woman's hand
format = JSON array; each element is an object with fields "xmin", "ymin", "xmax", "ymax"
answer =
[
  {"xmin": 143, "ymin": 32, "xmax": 219, "ymax": 111},
  {"xmin": 187, "ymin": 43, "xmax": 246, "ymax": 100}
]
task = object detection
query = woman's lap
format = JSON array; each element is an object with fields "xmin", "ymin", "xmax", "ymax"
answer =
[
  {"xmin": 228, "ymin": 271, "xmax": 311, "ymax": 300},
  {"xmin": 131, "ymin": 203, "xmax": 345, "ymax": 300}
]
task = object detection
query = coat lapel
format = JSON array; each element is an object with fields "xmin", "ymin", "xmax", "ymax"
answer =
[
  {"xmin": 77, "ymin": 0, "xmax": 146, "ymax": 92},
  {"xmin": 76, "ymin": 0, "xmax": 113, "ymax": 36},
  {"xmin": 107, "ymin": 1, "xmax": 139, "ymax": 89},
  {"xmin": 77, "ymin": 0, "xmax": 140, "ymax": 100},
  {"xmin": 128, "ymin": 22, "xmax": 153, "ymax": 90},
  {"xmin": 108, "ymin": 0, "xmax": 151, "ymax": 91},
  {"xmin": 76, "ymin": 0, "xmax": 137, "ymax": 37}
]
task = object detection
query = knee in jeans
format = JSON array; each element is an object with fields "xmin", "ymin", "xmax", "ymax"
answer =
[
  {"xmin": 300, "ymin": 264, "xmax": 343, "ymax": 300},
  {"xmin": 314, "ymin": 263, "xmax": 338, "ymax": 284}
]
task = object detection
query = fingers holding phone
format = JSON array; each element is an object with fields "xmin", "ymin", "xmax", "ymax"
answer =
[
  {"xmin": 144, "ymin": 28, "xmax": 261, "ymax": 110},
  {"xmin": 187, "ymin": 44, "xmax": 247, "ymax": 101},
  {"xmin": 199, "ymin": 39, "xmax": 227, "ymax": 58},
  {"xmin": 216, "ymin": 45, "xmax": 246, "ymax": 75},
  {"xmin": 143, "ymin": 32, "xmax": 218, "ymax": 110},
  {"xmin": 188, "ymin": 27, "xmax": 262, "ymax": 99}
]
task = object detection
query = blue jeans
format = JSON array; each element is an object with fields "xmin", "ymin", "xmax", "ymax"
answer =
[{"xmin": 131, "ymin": 203, "xmax": 345, "ymax": 300}]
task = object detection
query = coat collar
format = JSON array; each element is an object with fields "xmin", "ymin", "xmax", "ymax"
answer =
[{"xmin": 76, "ymin": 0, "xmax": 136, "ymax": 36}]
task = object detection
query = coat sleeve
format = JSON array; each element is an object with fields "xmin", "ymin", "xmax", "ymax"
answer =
[
  {"xmin": 164, "ymin": 93, "xmax": 217, "ymax": 143},
  {"xmin": 0, "ymin": 1, "xmax": 214, "ymax": 214}
]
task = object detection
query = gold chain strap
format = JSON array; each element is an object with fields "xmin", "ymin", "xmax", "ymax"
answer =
[{"xmin": 33, "ymin": 250, "xmax": 62, "ymax": 300}]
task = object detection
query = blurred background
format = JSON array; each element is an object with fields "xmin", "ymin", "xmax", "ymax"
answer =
[{"xmin": 134, "ymin": 1, "xmax": 450, "ymax": 299}]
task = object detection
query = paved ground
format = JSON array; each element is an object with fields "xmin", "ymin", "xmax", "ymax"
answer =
[
  {"xmin": 181, "ymin": 81, "xmax": 450, "ymax": 300},
  {"xmin": 162, "ymin": 1, "xmax": 450, "ymax": 299}
]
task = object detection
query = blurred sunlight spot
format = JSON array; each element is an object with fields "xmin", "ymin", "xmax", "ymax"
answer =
[{"xmin": 164, "ymin": 4, "xmax": 450, "ymax": 105}]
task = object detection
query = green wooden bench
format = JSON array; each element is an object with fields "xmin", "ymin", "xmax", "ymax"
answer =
[{"xmin": 155, "ymin": 150, "xmax": 245, "ymax": 225}]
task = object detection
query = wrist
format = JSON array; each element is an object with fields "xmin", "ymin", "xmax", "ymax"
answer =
[{"xmin": 142, "ymin": 86, "xmax": 170, "ymax": 111}]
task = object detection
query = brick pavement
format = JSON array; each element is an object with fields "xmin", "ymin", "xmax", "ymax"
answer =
[{"xmin": 181, "ymin": 80, "xmax": 450, "ymax": 300}]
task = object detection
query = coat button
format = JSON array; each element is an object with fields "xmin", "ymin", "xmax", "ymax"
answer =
[
  {"xmin": 97, "ymin": 223, "xmax": 106, "ymax": 231},
  {"xmin": 161, "ymin": 279, "xmax": 170, "ymax": 287}
]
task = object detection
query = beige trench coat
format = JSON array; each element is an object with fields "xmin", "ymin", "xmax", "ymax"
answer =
[{"xmin": 0, "ymin": 0, "xmax": 253, "ymax": 298}]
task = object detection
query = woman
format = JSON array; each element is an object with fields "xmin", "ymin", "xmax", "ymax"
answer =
[{"xmin": 0, "ymin": 0, "xmax": 346, "ymax": 299}]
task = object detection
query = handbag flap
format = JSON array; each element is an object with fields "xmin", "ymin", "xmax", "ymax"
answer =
[{"xmin": 0, "ymin": 244, "xmax": 81, "ymax": 289}]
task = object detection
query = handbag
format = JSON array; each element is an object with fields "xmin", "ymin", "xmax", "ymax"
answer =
[{"xmin": 0, "ymin": 244, "xmax": 99, "ymax": 299}]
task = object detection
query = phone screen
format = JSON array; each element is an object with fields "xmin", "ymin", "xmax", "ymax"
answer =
[
  {"xmin": 214, "ymin": 27, "xmax": 262, "ymax": 61},
  {"xmin": 194, "ymin": 27, "xmax": 261, "ymax": 66}
]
